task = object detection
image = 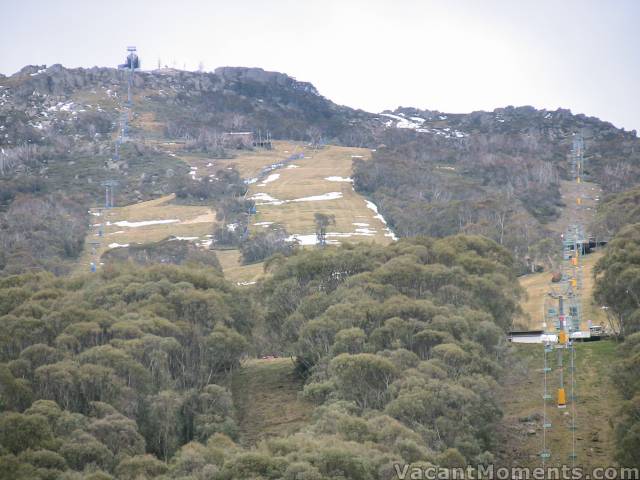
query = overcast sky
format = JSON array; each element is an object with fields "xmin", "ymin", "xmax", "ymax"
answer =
[{"xmin": 2, "ymin": 0, "xmax": 638, "ymax": 132}]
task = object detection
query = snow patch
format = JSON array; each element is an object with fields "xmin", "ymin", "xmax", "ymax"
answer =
[
  {"xmin": 325, "ymin": 176, "xmax": 353, "ymax": 183},
  {"xmin": 257, "ymin": 173, "xmax": 280, "ymax": 186},
  {"xmin": 108, "ymin": 243, "xmax": 129, "ymax": 249},
  {"xmin": 354, "ymin": 227, "xmax": 377, "ymax": 235},
  {"xmin": 251, "ymin": 192, "xmax": 285, "ymax": 206},
  {"xmin": 365, "ymin": 200, "xmax": 398, "ymax": 241},
  {"xmin": 286, "ymin": 234, "xmax": 319, "ymax": 246},
  {"xmin": 292, "ymin": 192, "xmax": 342, "ymax": 202},
  {"xmin": 112, "ymin": 219, "xmax": 180, "ymax": 228},
  {"xmin": 380, "ymin": 112, "xmax": 422, "ymax": 130}
]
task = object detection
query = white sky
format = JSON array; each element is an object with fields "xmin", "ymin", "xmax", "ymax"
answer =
[{"xmin": 1, "ymin": 0, "xmax": 639, "ymax": 132}]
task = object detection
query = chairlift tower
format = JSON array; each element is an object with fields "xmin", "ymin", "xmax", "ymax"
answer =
[
  {"xmin": 101, "ymin": 180, "xmax": 119, "ymax": 209},
  {"xmin": 541, "ymin": 132, "xmax": 586, "ymax": 467},
  {"xmin": 88, "ymin": 241, "xmax": 101, "ymax": 273},
  {"xmin": 118, "ymin": 46, "xmax": 140, "ymax": 142}
]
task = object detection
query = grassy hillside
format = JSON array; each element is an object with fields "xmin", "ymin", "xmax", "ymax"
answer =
[
  {"xmin": 548, "ymin": 180, "xmax": 602, "ymax": 235},
  {"xmin": 497, "ymin": 341, "xmax": 619, "ymax": 469},
  {"xmin": 246, "ymin": 145, "xmax": 395, "ymax": 245},
  {"xmin": 517, "ymin": 250, "xmax": 606, "ymax": 331},
  {"xmin": 76, "ymin": 141, "xmax": 398, "ymax": 282},
  {"xmin": 230, "ymin": 358, "xmax": 314, "ymax": 445},
  {"xmin": 215, "ymin": 249, "xmax": 266, "ymax": 284},
  {"xmin": 77, "ymin": 194, "xmax": 215, "ymax": 273},
  {"xmin": 175, "ymin": 140, "xmax": 394, "ymax": 245}
]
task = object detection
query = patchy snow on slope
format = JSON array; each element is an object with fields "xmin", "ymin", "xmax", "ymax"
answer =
[
  {"xmin": 170, "ymin": 236, "xmax": 199, "ymax": 241},
  {"xmin": 415, "ymin": 126, "xmax": 468, "ymax": 139},
  {"xmin": 385, "ymin": 231, "xmax": 399, "ymax": 241},
  {"xmin": 353, "ymin": 222, "xmax": 369, "ymax": 227},
  {"xmin": 380, "ymin": 112, "xmax": 422, "ymax": 130},
  {"xmin": 328, "ymin": 229, "xmax": 377, "ymax": 238},
  {"xmin": 251, "ymin": 192, "xmax": 285, "ymax": 205},
  {"xmin": 244, "ymin": 177, "xmax": 258, "ymax": 185},
  {"xmin": 381, "ymin": 113, "xmax": 467, "ymax": 139},
  {"xmin": 112, "ymin": 219, "xmax": 180, "ymax": 228},
  {"xmin": 292, "ymin": 192, "xmax": 342, "ymax": 202},
  {"xmin": 365, "ymin": 200, "xmax": 387, "ymax": 224},
  {"xmin": 237, "ymin": 281, "xmax": 257, "ymax": 286},
  {"xmin": 257, "ymin": 173, "xmax": 280, "ymax": 186},
  {"xmin": 254, "ymin": 221, "xmax": 274, "ymax": 227},
  {"xmin": 325, "ymin": 176, "xmax": 353, "ymax": 183},
  {"xmin": 365, "ymin": 200, "xmax": 398, "ymax": 241},
  {"xmin": 48, "ymin": 101, "xmax": 75, "ymax": 113},
  {"xmin": 286, "ymin": 234, "xmax": 319, "ymax": 246},
  {"xmin": 354, "ymin": 227, "xmax": 377, "ymax": 235},
  {"xmin": 287, "ymin": 226, "xmax": 380, "ymax": 246},
  {"xmin": 286, "ymin": 164, "xmax": 300, "ymax": 169},
  {"xmin": 108, "ymin": 243, "xmax": 129, "ymax": 249}
]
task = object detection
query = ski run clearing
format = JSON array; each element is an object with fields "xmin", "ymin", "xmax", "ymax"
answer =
[
  {"xmin": 77, "ymin": 194, "xmax": 215, "ymax": 273},
  {"xmin": 81, "ymin": 142, "xmax": 397, "ymax": 280},
  {"xmin": 233, "ymin": 142, "xmax": 397, "ymax": 246}
]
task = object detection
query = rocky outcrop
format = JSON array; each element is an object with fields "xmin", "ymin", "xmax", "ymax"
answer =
[{"xmin": 214, "ymin": 66, "xmax": 320, "ymax": 96}]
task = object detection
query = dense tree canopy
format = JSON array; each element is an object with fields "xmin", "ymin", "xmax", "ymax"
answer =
[
  {"xmin": 593, "ymin": 224, "xmax": 640, "ymax": 465},
  {"xmin": 0, "ymin": 236, "xmax": 526, "ymax": 478}
]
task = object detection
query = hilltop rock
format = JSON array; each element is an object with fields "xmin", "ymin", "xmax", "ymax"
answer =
[{"xmin": 215, "ymin": 66, "xmax": 320, "ymax": 95}]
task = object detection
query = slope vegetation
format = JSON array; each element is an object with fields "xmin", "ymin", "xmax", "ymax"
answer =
[
  {"xmin": 77, "ymin": 194, "xmax": 215, "ymax": 273},
  {"xmin": 497, "ymin": 341, "xmax": 619, "ymax": 469},
  {"xmin": 230, "ymin": 358, "xmax": 314, "ymax": 445}
]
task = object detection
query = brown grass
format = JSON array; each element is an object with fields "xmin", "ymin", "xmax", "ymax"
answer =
[
  {"xmin": 176, "ymin": 142, "xmax": 394, "ymax": 245},
  {"xmin": 230, "ymin": 357, "xmax": 314, "ymax": 445},
  {"xmin": 548, "ymin": 180, "xmax": 602, "ymax": 235},
  {"xmin": 214, "ymin": 249, "xmax": 266, "ymax": 284},
  {"xmin": 497, "ymin": 341, "xmax": 619, "ymax": 468},
  {"xmin": 77, "ymin": 194, "xmax": 215, "ymax": 273},
  {"xmin": 175, "ymin": 141, "xmax": 302, "ymax": 181},
  {"xmin": 247, "ymin": 145, "xmax": 394, "ymax": 245},
  {"xmin": 517, "ymin": 251, "xmax": 606, "ymax": 332}
]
